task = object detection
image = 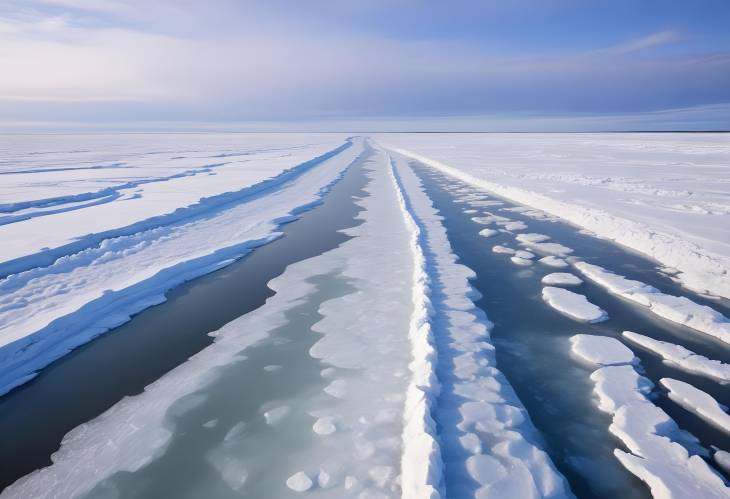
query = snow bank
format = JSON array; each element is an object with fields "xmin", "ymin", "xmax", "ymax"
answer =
[
  {"xmin": 569, "ymin": 335, "xmax": 637, "ymax": 367},
  {"xmin": 660, "ymin": 378, "xmax": 730, "ymax": 433},
  {"xmin": 390, "ymin": 152, "xmax": 573, "ymax": 498},
  {"xmin": 542, "ymin": 287, "xmax": 608, "ymax": 323},
  {"xmin": 575, "ymin": 262, "xmax": 730, "ymax": 345},
  {"xmin": 380, "ymin": 134, "xmax": 730, "ymax": 300},
  {"xmin": 622, "ymin": 331, "xmax": 730, "ymax": 383},
  {"xmin": 542, "ymin": 273, "xmax": 582, "ymax": 286}
]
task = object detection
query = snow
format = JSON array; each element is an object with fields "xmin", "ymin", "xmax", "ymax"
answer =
[
  {"xmin": 575, "ymin": 262, "xmax": 730, "ymax": 345},
  {"xmin": 511, "ymin": 256, "xmax": 533, "ymax": 266},
  {"xmin": 479, "ymin": 228, "xmax": 499, "ymax": 238},
  {"xmin": 660, "ymin": 378, "xmax": 730, "ymax": 433},
  {"xmin": 391, "ymin": 152, "xmax": 573, "ymax": 498},
  {"xmin": 516, "ymin": 233, "xmax": 551, "ymax": 244},
  {"xmin": 538, "ymin": 256, "xmax": 569, "ymax": 268},
  {"xmin": 515, "ymin": 250, "xmax": 535, "ymax": 259},
  {"xmin": 542, "ymin": 287, "xmax": 608, "ymax": 323},
  {"xmin": 492, "ymin": 245, "xmax": 515, "ymax": 255},
  {"xmin": 378, "ymin": 133, "xmax": 730, "ymax": 300},
  {"xmin": 581, "ymin": 353, "xmax": 730, "ymax": 498},
  {"xmin": 0, "ymin": 136, "xmax": 362, "ymax": 395},
  {"xmin": 569, "ymin": 335, "xmax": 637, "ymax": 367},
  {"xmin": 313, "ymin": 417, "xmax": 337, "ymax": 435},
  {"xmin": 286, "ymin": 471, "xmax": 314, "ymax": 492},
  {"xmin": 542, "ymin": 273, "xmax": 582, "ymax": 286},
  {"xmin": 622, "ymin": 331, "xmax": 730, "ymax": 383}
]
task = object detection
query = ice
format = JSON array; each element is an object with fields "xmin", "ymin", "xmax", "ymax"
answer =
[
  {"xmin": 542, "ymin": 287, "xmax": 608, "ymax": 323},
  {"xmin": 516, "ymin": 233, "xmax": 551, "ymax": 244},
  {"xmin": 286, "ymin": 471, "xmax": 314, "ymax": 492},
  {"xmin": 575, "ymin": 262, "xmax": 730, "ymax": 345},
  {"xmin": 313, "ymin": 417, "xmax": 337, "ymax": 435},
  {"xmin": 263, "ymin": 405, "xmax": 290, "ymax": 426},
  {"xmin": 578, "ymin": 348, "xmax": 729, "ymax": 498},
  {"xmin": 715, "ymin": 449, "xmax": 730, "ymax": 474},
  {"xmin": 510, "ymin": 256, "xmax": 533, "ymax": 266},
  {"xmin": 379, "ymin": 134, "xmax": 730, "ymax": 300},
  {"xmin": 541, "ymin": 273, "xmax": 582, "ymax": 286},
  {"xmin": 492, "ymin": 245, "xmax": 515, "ymax": 255},
  {"xmin": 206, "ymin": 451, "xmax": 248, "ymax": 491},
  {"xmin": 0, "ymin": 136, "xmax": 363, "ymax": 395},
  {"xmin": 538, "ymin": 256, "xmax": 569, "ymax": 268},
  {"xmin": 472, "ymin": 214, "xmax": 509, "ymax": 225},
  {"xmin": 478, "ymin": 228, "xmax": 498, "ymax": 238},
  {"xmin": 514, "ymin": 250, "xmax": 535, "ymax": 259},
  {"xmin": 525, "ymin": 242, "xmax": 574, "ymax": 257},
  {"xmin": 570, "ymin": 334, "xmax": 637, "ymax": 367},
  {"xmin": 622, "ymin": 331, "xmax": 730, "ymax": 382},
  {"xmin": 390, "ymin": 152, "xmax": 573, "ymax": 498},
  {"xmin": 660, "ymin": 378, "xmax": 730, "ymax": 433},
  {"xmin": 500, "ymin": 220, "xmax": 528, "ymax": 231}
]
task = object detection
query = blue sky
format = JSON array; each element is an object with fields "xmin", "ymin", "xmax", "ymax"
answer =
[{"xmin": 1, "ymin": 0, "xmax": 729, "ymax": 131}]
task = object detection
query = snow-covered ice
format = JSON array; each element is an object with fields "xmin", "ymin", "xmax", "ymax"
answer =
[
  {"xmin": 0, "ymin": 135, "xmax": 362, "ymax": 395},
  {"xmin": 539, "ymin": 256, "xmax": 569, "ymax": 268},
  {"xmin": 622, "ymin": 331, "xmax": 730, "ymax": 383},
  {"xmin": 542, "ymin": 287, "xmax": 608, "ymax": 323},
  {"xmin": 660, "ymin": 378, "xmax": 730, "ymax": 433},
  {"xmin": 575, "ymin": 261, "xmax": 730, "ymax": 345},
  {"xmin": 569, "ymin": 334, "xmax": 637, "ymax": 367},
  {"xmin": 378, "ymin": 133, "xmax": 730, "ymax": 300},
  {"xmin": 492, "ymin": 245, "xmax": 515, "ymax": 255},
  {"xmin": 542, "ymin": 273, "xmax": 582, "ymax": 286},
  {"xmin": 479, "ymin": 228, "xmax": 499, "ymax": 238}
]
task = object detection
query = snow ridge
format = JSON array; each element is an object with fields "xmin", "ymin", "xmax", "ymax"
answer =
[
  {"xmin": 388, "ymin": 154, "xmax": 444, "ymax": 499},
  {"xmin": 389, "ymin": 151, "xmax": 573, "ymax": 498},
  {"xmin": 0, "ymin": 138, "xmax": 354, "ymax": 278}
]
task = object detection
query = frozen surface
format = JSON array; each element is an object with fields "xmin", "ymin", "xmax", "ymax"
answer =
[
  {"xmin": 542, "ymin": 273, "xmax": 582, "ymax": 286},
  {"xmin": 569, "ymin": 334, "xmax": 637, "ymax": 367},
  {"xmin": 0, "ymin": 135, "xmax": 361, "ymax": 395},
  {"xmin": 377, "ymin": 133, "xmax": 730, "ymax": 300},
  {"xmin": 660, "ymin": 378, "xmax": 730, "ymax": 433},
  {"xmin": 583, "ymin": 357, "xmax": 730, "ymax": 498},
  {"xmin": 542, "ymin": 287, "xmax": 608, "ymax": 323},
  {"xmin": 391, "ymin": 152, "xmax": 573, "ymax": 498},
  {"xmin": 539, "ymin": 256, "xmax": 569, "ymax": 268},
  {"xmin": 623, "ymin": 331, "xmax": 730, "ymax": 383},
  {"xmin": 575, "ymin": 261, "xmax": 730, "ymax": 345}
]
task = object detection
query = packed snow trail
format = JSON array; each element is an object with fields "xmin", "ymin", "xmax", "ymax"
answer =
[{"xmin": 0, "ymin": 137, "xmax": 362, "ymax": 396}]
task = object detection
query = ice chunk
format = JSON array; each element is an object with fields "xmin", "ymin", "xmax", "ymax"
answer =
[
  {"xmin": 501, "ymin": 221, "xmax": 528, "ymax": 231},
  {"xmin": 312, "ymin": 417, "xmax": 336, "ymax": 435},
  {"xmin": 622, "ymin": 331, "xmax": 730, "ymax": 382},
  {"xmin": 661, "ymin": 378, "xmax": 730, "ymax": 433},
  {"xmin": 510, "ymin": 256, "xmax": 533, "ymax": 266},
  {"xmin": 538, "ymin": 256, "xmax": 569, "ymax": 268},
  {"xmin": 516, "ymin": 233, "xmax": 551, "ymax": 244},
  {"xmin": 570, "ymin": 334, "xmax": 637, "ymax": 367},
  {"xmin": 542, "ymin": 287, "xmax": 608, "ymax": 323},
  {"xmin": 479, "ymin": 228, "xmax": 498, "ymax": 238},
  {"xmin": 514, "ymin": 250, "xmax": 535, "ymax": 260},
  {"xmin": 542, "ymin": 273, "xmax": 582, "ymax": 286},
  {"xmin": 286, "ymin": 471, "xmax": 313, "ymax": 492},
  {"xmin": 492, "ymin": 245, "xmax": 515, "ymax": 254},
  {"xmin": 575, "ymin": 262, "xmax": 730, "ymax": 345}
]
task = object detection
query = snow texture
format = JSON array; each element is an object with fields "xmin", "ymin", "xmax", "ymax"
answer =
[
  {"xmin": 575, "ymin": 261, "xmax": 730, "ymax": 345},
  {"xmin": 380, "ymin": 134, "xmax": 730, "ymax": 300},
  {"xmin": 622, "ymin": 331, "xmax": 730, "ymax": 383},
  {"xmin": 542, "ymin": 287, "xmax": 608, "ymax": 323},
  {"xmin": 569, "ymin": 334, "xmax": 637, "ymax": 367},
  {"xmin": 660, "ymin": 378, "xmax": 730, "ymax": 433}
]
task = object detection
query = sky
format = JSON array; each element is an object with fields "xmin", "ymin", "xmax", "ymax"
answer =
[{"xmin": 1, "ymin": 0, "xmax": 729, "ymax": 131}]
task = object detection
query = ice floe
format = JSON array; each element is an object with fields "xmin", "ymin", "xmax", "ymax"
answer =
[
  {"xmin": 478, "ymin": 228, "xmax": 498, "ymax": 238},
  {"xmin": 622, "ymin": 331, "xmax": 730, "ymax": 383},
  {"xmin": 538, "ymin": 256, "xmax": 569, "ymax": 268},
  {"xmin": 542, "ymin": 273, "xmax": 582, "ymax": 286},
  {"xmin": 492, "ymin": 245, "xmax": 515, "ymax": 255},
  {"xmin": 660, "ymin": 378, "xmax": 730, "ymax": 433},
  {"xmin": 511, "ymin": 256, "xmax": 533, "ymax": 266},
  {"xmin": 542, "ymin": 287, "xmax": 608, "ymax": 323},
  {"xmin": 575, "ymin": 261, "xmax": 730, "ymax": 345},
  {"xmin": 570, "ymin": 334, "xmax": 637, "ymax": 367}
]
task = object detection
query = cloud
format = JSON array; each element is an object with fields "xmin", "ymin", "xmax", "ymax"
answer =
[{"xmin": 611, "ymin": 30, "xmax": 681, "ymax": 54}]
